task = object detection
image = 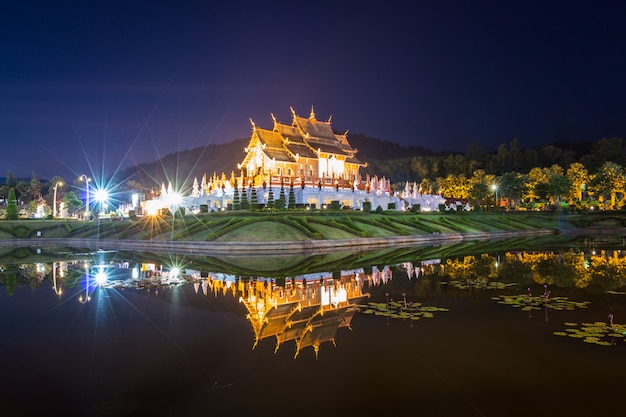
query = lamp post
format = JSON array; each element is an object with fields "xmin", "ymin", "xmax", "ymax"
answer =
[
  {"xmin": 491, "ymin": 184, "xmax": 498, "ymax": 211},
  {"xmin": 53, "ymin": 181, "xmax": 63, "ymax": 218},
  {"xmin": 80, "ymin": 175, "xmax": 91, "ymax": 221}
]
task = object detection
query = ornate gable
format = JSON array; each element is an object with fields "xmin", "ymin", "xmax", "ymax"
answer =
[{"xmin": 238, "ymin": 107, "xmax": 366, "ymax": 178}]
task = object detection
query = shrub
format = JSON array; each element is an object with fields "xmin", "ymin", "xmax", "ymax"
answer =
[
  {"xmin": 275, "ymin": 198, "xmax": 286, "ymax": 210},
  {"xmin": 6, "ymin": 188, "xmax": 18, "ymax": 220}
]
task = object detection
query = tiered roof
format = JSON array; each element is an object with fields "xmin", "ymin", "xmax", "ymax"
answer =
[{"xmin": 242, "ymin": 107, "xmax": 363, "ymax": 166}]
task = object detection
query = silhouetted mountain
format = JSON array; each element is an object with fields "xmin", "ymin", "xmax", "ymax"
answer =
[
  {"xmin": 116, "ymin": 135, "xmax": 433, "ymax": 189},
  {"xmin": 117, "ymin": 138, "xmax": 249, "ymax": 190},
  {"xmin": 346, "ymin": 133, "xmax": 435, "ymax": 161}
]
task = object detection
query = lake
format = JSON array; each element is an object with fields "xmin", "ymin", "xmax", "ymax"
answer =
[{"xmin": 1, "ymin": 235, "xmax": 625, "ymax": 417}]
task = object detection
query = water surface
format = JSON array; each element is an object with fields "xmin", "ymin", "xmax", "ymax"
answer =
[{"xmin": 1, "ymin": 238, "xmax": 624, "ymax": 416}]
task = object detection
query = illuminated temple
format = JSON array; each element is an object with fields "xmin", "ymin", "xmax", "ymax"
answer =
[
  {"xmin": 239, "ymin": 106, "xmax": 366, "ymax": 184},
  {"xmin": 192, "ymin": 269, "xmax": 372, "ymax": 358},
  {"xmin": 145, "ymin": 107, "xmax": 446, "ymax": 214}
]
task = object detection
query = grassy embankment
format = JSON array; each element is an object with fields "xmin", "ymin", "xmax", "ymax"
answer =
[
  {"xmin": 0, "ymin": 210, "xmax": 624, "ymax": 243},
  {"xmin": 0, "ymin": 211, "xmax": 625, "ymax": 275}
]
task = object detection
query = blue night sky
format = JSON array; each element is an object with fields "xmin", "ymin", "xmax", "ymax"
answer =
[{"xmin": 1, "ymin": 1, "xmax": 625, "ymax": 180}]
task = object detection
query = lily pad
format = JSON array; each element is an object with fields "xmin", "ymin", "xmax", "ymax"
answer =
[
  {"xmin": 358, "ymin": 301, "xmax": 449, "ymax": 321},
  {"xmin": 554, "ymin": 321, "xmax": 625, "ymax": 346},
  {"xmin": 491, "ymin": 294, "xmax": 590, "ymax": 312},
  {"xmin": 442, "ymin": 279, "xmax": 517, "ymax": 291}
]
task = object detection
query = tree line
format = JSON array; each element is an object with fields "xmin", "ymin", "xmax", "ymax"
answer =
[
  {"xmin": 357, "ymin": 136, "xmax": 626, "ymax": 210},
  {"xmin": 2, "ymin": 136, "xmax": 626, "ymax": 217}
]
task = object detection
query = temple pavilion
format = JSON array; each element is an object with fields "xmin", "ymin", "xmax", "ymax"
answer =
[
  {"xmin": 142, "ymin": 107, "xmax": 446, "ymax": 214},
  {"xmin": 238, "ymin": 106, "xmax": 366, "ymax": 187}
]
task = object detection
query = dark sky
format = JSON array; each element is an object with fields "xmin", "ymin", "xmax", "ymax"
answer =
[{"xmin": 2, "ymin": 1, "xmax": 625, "ymax": 180}]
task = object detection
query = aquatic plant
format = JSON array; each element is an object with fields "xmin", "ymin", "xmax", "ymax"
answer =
[
  {"xmin": 491, "ymin": 294, "xmax": 590, "ymax": 312},
  {"xmin": 553, "ymin": 321, "xmax": 626, "ymax": 346},
  {"xmin": 358, "ymin": 300, "xmax": 449, "ymax": 321}
]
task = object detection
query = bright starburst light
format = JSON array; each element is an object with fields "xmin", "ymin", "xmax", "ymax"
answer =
[{"xmin": 95, "ymin": 267, "xmax": 108, "ymax": 286}]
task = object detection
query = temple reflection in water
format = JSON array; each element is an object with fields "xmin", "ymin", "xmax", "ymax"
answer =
[
  {"xmin": 5, "ymin": 236, "xmax": 626, "ymax": 359},
  {"xmin": 192, "ymin": 269, "xmax": 372, "ymax": 358}
]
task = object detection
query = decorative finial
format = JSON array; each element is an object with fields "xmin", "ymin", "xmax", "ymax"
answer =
[
  {"xmin": 290, "ymin": 106, "xmax": 297, "ymax": 125},
  {"xmin": 309, "ymin": 105, "xmax": 316, "ymax": 120}
]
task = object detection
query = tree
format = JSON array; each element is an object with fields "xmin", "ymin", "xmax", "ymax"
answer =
[
  {"xmin": 29, "ymin": 170, "xmax": 42, "ymax": 202},
  {"xmin": 465, "ymin": 143, "xmax": 488, "ymax": 172},
  {"xmin": 418, "ymin": 178, "xmax": 433, "ymax": 194},
  {"xmin": 545, "ymin": 172, "xmax": 572, "ymax": 207},
  {"xmin": 62, "ymin": 191, "xmax": 83, "ymax": 217},
  {"xmin": 0, "ymin": 170, "xmax": 16, "ymax": 204},
  {"xmin": 14, "ymin": 180, "xmax": 29, "ymax": 205},
  {"xmin": 499, "ymin": 172, "xmax": 528, "ymax": 209},
  {"xmin": 250, "ymin": 186, "xmax": 259, "ymax": 209},
  {"xmin": 526, "ymin": 167, "xmax": 549, "ymax": 204},
  {"xmin": 436, "ymin": 174, "xmax": 469, "ymax": 200},
  {"xmin": 442, "ymin": 153, "xmax": 469, "ymax": 176},
  {"xmin": 5, "ymin": 170, "xmax": 16, "ymax": 188},
  {"xmin": 240, "ymin": 187, "xmax": 249, "ymax": 210},
  {"xmin": 232, "ymin": 179, "xmax": 240, "ymax": 210},
  {"xmin": 6, "ymin": 188, "xmax": 18, "ymax": 219},
  {"xmin": 410, "ymin": 156, "xmax": 432, "ymax": 179},
  {"xmin": 589, "ymin": 161, "xmax": 625, "ymax": 209},
  {"xmin": 288, "ymin": 181, "xmax": 296, "ymax": 208},
  {"xmin": 267, "ymin": 186, "xmax": 275, "ymax": 208},
  {"xmin": 580, "ymin": 137, "xmax": 625, "ymax": 172},
  {"xmin": 525, "ymin": 165, "xmax": 570, "ymax": 207},
  {"xmin": 468, "ymin": 170, "xmax": 494, "ymax": 209},
  {"xmin": 566, "ymin": 162, "xmax": 589, "ymax": 202},
  {"xmin": 276, "ymin": 183, "xmax": 286, "ymax": 209},
  {"xmin": 44, "ymin": 176, "xmax": 65, "ymax": 211}
]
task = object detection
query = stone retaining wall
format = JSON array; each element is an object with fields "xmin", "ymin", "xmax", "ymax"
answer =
[{"xmin": 0, "ymin": 229, "xmax": 556, "ymax": 256}]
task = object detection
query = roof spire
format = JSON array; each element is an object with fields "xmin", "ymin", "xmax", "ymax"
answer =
[
  {"xmin": 290, "ymin": 106, "xmax": 297, "ymax": 125},
  {"xmin": 309, "ymin": 105, "xmax": 316, "ymax": 120}
]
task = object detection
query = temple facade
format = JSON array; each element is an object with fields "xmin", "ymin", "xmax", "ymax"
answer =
[{"xmin": 238, "ymin": 106, "xmax": 366, "ymax": 187}]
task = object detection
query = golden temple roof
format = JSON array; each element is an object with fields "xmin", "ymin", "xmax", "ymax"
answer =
[{"xmin": 242, "ymin": 107, "xmax": 364, "ymax": 167}]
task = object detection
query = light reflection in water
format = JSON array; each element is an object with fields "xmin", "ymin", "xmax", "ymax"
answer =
[
  {"xmin": 2, "ymin": 237, "xmax": 626, "ymax": 416},
  {"xmin": 4, "ymin": 240, "xmax": 626, "ymax": 355}
]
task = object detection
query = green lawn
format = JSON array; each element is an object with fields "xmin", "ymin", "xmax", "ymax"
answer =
[{"xmin": 0, "ymin": 210, "xmax": 621, "ymax": 243}]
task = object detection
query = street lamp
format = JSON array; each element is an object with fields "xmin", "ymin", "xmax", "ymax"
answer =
[
  {"xmin": 80, "ymin": 175, "xmax": 91, "ymax": 220},
  {"xmin": 491, "ymin": 184, "xmax": 498, "ymax": 210},
  {"xmin": 94, "ymin": 188, "xmax": 109, "ymax": 216},
  {"xmin": 53, "ymin": 181, "xmax": 63, "ymax": 218}
]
